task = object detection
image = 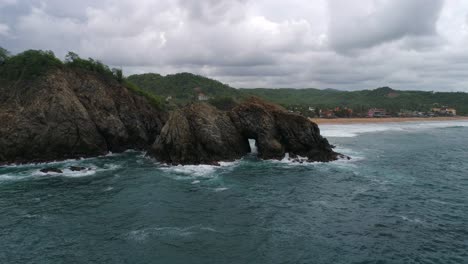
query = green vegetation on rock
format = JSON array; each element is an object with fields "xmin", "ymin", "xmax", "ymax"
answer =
[
  {"xmin": 127, "ymin": 72, "xmax": 240, "ymax": 103},
  {"xmin": 0, "ymin": 47, "xmax": 162, "ymax": 109},
  {"xmin": 0, "ymin": 49, "xmax": 63, "ymax": 81}
]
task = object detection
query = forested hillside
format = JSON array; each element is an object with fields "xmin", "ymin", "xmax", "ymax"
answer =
[
  {"xmin": 127, "ymin": 73, "xmax": 240, "ymax": 102},
  {"xmin": 241, "ymin": 87, "xmax": 468, "ymax": 115}
]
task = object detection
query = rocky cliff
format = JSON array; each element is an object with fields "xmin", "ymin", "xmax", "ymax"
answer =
[
  {"xmin": 151, "ymin": 103, "xmax": 250, "ymax": 165},
  {"xmin": 149, "ymin": 98, "xmax": 343, "ymax": 165},
  {"xmin": 1, "ymin": 69, "xmax": 341, "ymax": 165},
  {"xmin": 0, "ymin": 69, "xmax": 166, "ymax": 164}
]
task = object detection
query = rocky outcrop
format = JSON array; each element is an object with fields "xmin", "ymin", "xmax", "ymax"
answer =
[
  {"xmin": 230, "ymin": 98, "xmax": 341, "ymax": 162},
  {"xmin": 0, "ymin": 68, "xmax": 166, "ymax": 164},
  {"xmin": 150, "ymin": 103, "xmax": 250, "ymax": 165},
  {"xmin": 1, "ymin": 69, "xmax": 341, "ymax": 166},
  {"xmin": 149, "ymin": 97, "xmax": 343, "ymax": 165}
]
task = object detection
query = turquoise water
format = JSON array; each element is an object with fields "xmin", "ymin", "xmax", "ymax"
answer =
[{"xmin": 1, "ymin": 121, "xmax": 468, "ymax": 264}]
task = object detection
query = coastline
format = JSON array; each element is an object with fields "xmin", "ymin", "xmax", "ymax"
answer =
[{"xmin": 310, "ymin": 116, "xmax": 468, "ymax": 125}]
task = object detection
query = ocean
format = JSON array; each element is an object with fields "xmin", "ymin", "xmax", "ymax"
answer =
[{"xmin": 1, "ymin": 121, "xmax": 468, "ymax": 264}]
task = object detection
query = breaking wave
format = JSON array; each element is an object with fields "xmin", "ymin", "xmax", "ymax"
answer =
[{"xmin": 320, "ymin": 120, "xmax": 468, "ymax": 138}]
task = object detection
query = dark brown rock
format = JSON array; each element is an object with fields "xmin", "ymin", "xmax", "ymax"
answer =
[
  {"xmin": 150, "ymin": 103, "xmax": 250, "ymax": 165},
  {"xmin": 149, "ymin": 97, "xmax": 343, "ymax": 165},
  {"xmin": 40, "ymin": 167, "xmax": 63, "ymax": 174},
  {"xmin": 230, "ymin": 97, "xmax": 342, "ymax": 162},
  {"xmin": 69, "ymin": 166, "xmax": 88, "ymax": 171},
  {"xmin": 0, "ymin": 68, "xmax": 167, "ymax": 165}
]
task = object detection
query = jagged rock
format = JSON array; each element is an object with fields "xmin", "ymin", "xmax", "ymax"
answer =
[
  {"xmin": 230, "ymin": 98, "xmax": 341, "ymax": 162},
  {"xmin": 0, "ymin": 68, "xmax": 167, "ymax": 164},
  {"xmin": 69, "ymin": 166, "xmax": 88, "ymax": 171},
  {"xmin": 149, "ymin": 97, "xmax": 343, "ymax": 165},
  {"xmin": 150, "ymin": 103, "xmax": 250, "ymax": 165},
  {"xmin": 40, "ymin": 167, "xmax": 63, "ymax": 174}
]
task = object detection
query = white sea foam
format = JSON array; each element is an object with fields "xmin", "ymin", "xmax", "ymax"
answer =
[
  {"xmin": 0, "ymin": 162, "xmax": 123, "ymax": 183},
  {"xmin": 320, "ymin": 120, "xmax": 468, "ymax": 138},
  {"xmin": 0, "ymin": 174, "xmax": 17, "ymax": 181},
  {"xmin": 214, "ymin": 187, "xmax": 229, "ymax": 192},
  {"xmin": 159, "ymin": 160, "xmax": 240, "ymax": 178},
  {"xmin": 398, "ymin": 215, "xmax": 424, "ymax": 224},
  {"xmin": 248, "ymin": 139, "xmax": 258, "ymax": 154},
  {"xmin": 127, "ymin": 225, "xmax": 217, "ymax": 241}
]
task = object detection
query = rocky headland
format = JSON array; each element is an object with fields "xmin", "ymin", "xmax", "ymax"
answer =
[
  {"xmin": 1, "ymin": 68, "xmax": 342, "ymax": 166},
  {"xmin": 150, "ymin": 97, "xmax": 343, "ymax": 165},
  {"xmin": 0, "ymin": 68, "xmax": 167, "ymax": 164}
]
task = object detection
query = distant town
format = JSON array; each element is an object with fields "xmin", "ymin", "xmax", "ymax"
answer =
[{"xmin": 287, "ymin": 105, "xmax": 458, "ymax": 119}]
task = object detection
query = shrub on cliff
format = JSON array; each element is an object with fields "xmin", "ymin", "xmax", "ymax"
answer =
[
  {"xmin": 0, "ymin": 49, "xmax": 63, "ymax": 81},
  {"xmin": 64, "ymin": 51, "xmax": 116, "ymax": 79},
  {"xmin": 208, "ymin": 96, "xmax": 239, "ymax": 111},
  {"xmin": 123, "ymin": 80, "xmax": 164, "ymax": 109},
  {"xmin": 0, "ymin": 47, "xmax": 9, "ymax": 63}
]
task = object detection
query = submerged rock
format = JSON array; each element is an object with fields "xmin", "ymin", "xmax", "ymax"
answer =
[
  {"xmin": 149, "ymin": 97, "xmax": 343, "ymax": 165},
  {"xmin": 40, "ymin": 167, "xmax": 63, "ymax": 174},
  {"xmin": 0, "ymin": 69, "xmax": 166, "ymax": 164},
  {"xmin": 69, "ymin": 166, "xmax": 88, "ymax": 171}
]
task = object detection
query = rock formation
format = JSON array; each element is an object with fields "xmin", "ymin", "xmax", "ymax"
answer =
[
  {"xmin": 150, "ymin": 103, "xmax": 250, "ymax": 165},
  {"xmin": 1, "ymin": 67, "xmax": 341, "ymax": 166},
  {"xmin": 149, "ymin": 97, "xmax": 343, "ymax": 165},
  {"xmin": 0, "ymin": 68, "xmax": 166, "ymax": 164},
  {"xmin": 230, "ymin": 98, "xmax": 340, "ymax": 162}
]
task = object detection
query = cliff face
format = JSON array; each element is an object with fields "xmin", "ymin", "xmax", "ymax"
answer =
[
  {"xmin": 1, "ymin": 70, "xmax": 340, "ymax": 165},
  {"xmin": 0, "ymin": 69, "xmax": 166, "ymax": 164},
  {"xmin": 230, "ymin": 98, "xmax": 340, "ymax": 162},
  {"xmin": 150, "ymin": 97, "xmax": 342, "ymax": 165},
  {"xmin": 150, "ymin": 104, "xmax": 250, "ymax": 165}
]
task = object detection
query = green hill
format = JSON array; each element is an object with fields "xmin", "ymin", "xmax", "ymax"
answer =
[
  {"xmin": 126, "ymin": 71, "xmax": 468, "ymax": 115},
  {"xmin": 127, "ymin": 73, "xmax": 240, "ymax": 102},
  {"xmin": 240, "ymin": 87, "xmax": 468, "ymax": 115}
]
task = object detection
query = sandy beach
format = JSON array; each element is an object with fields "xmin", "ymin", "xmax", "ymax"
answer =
[{"xmin": 310, "ymin": 116, "xmax": 468, "ymax": 125}]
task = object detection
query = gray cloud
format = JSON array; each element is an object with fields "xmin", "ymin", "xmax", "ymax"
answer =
[
  {"xmin": 1, "ymin": 0, "xmax": 468, "ymax": 92},
  {"xmin": 328, "ymin": 0, "xmax": 444, "ymax": 53}
]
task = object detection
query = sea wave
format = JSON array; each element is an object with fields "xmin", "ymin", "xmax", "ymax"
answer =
[
  {"xmin": 158, "ymin": 160, "xmax": 240, "ymax": 179},
  {"xmin": 127, "ymin": 225, "xmax": 217, "ymax": 242},
  {"xmin": 320, "ymin": 120, "xmax": 468, "ymax": 138},
  {"xmin": 0, "ymin": 162, "xmax": 122, "ymax": 183}
]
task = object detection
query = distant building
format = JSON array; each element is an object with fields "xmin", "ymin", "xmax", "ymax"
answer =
[
  {"xmin": 198, "ymin": 93, "xmax": 209, "ymax": 101},
  {"xmin": 320, "ymin": 110, "xmax": 335, "ymax": 119},
  {"xmin": 368, "ymin": 108, "xmax": 387, "ymax": 118},
  {"xmin": 431, "ymin": 107, "xmax": 456, "ymax": 116},
  {"xmin": 445, "ymin": 108, "xmax": 457, "ymax": 115}
]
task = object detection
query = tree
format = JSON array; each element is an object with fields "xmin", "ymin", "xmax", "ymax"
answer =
[
  {"xmin": 112, "ymin": 68, "xmax": 123, "ymax": 83},
  {"xmin": 0, "ymin": 46, "xmax": 9, "ymax": 64},
  {"xmin": 65, "ymin": 51, "xmax": 79, "ymax": 63}
]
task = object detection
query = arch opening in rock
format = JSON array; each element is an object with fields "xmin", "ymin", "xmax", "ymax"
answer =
[{"xmin": 248, "ymin": 138, "xmax": 258, "ymax": 155}]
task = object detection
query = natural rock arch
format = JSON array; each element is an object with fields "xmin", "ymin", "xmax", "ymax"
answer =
[{"xmin": 149, "ymin": 98, "xmax": 342, "ymax": 165}]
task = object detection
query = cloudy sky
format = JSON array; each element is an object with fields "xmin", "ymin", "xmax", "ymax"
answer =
[{"xmin": 1, "ymin": 0, "xmax": 468, "ymax": 91}]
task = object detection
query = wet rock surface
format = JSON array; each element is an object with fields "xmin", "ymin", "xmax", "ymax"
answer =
[
  {"xmin": 149, "ymin": 103, "xmax": 250, "ymax": 165},
  {"xmin": 40, "ymin": 167, "xmax": 63, "ymax": 174},
  {"xmin": 0, "ymin": 69, "xmax": 166, "ymax": 165},
  {"xmin": 150, "ymin": 97, "xmax": 342, "ymax": 165}
]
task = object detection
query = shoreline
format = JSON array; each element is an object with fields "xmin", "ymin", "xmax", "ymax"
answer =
[{"xmin": 310, "ymin": 116, "xmax": 468, "ymax": 125}]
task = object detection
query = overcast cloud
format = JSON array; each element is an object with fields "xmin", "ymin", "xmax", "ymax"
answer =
[{"xmin": 1, "ymin": 0, "xmax": 468, "ymax": 91}]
